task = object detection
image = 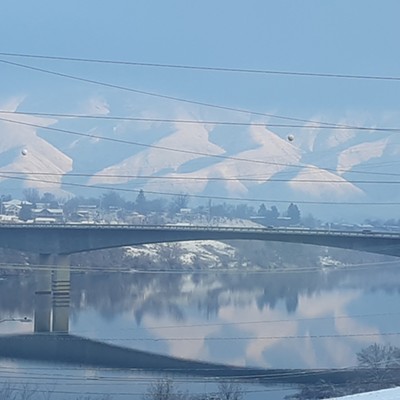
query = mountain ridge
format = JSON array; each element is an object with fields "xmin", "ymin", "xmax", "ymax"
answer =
[{"xmin": 0, "ymin": 99, "xmax": 396, "ymax": 219}]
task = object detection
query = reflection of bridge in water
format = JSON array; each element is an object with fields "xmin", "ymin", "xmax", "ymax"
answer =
[{"xmin": 0, "ymin": 260, "xmax": 381, "ymax": 386}]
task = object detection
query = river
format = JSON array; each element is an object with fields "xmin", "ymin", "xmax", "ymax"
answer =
[{"xmin": 1, "ymin": 255, "xmax": 400, "ymax": 399}]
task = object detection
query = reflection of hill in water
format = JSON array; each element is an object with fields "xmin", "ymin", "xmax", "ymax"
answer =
[{"xmin": 1, "ymin": 262, "xmax": 400, "ymax": 322}]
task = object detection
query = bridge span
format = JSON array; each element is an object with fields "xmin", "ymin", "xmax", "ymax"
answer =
[{"xmin": 0, "ymin": 223, "xmax": 400, "ymax": 257}]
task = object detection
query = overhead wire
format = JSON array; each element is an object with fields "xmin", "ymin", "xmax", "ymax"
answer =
[
  {"xmin": 4, "ymin": 330, "xmax": 398, "ymax": 343},
  {"xmin": 0, "ymin": 385, "xmax": 296, "ymax": 397},
  {"xmin": 1, "ymin": 360, "xmax": 397, "ymax": 379},
  {"xmin": 1, "ymin": 257, "xmax": 399, "ymax": 275},
  {"xmin": 3, "ymin": 111, "xmax": 400, "ymax": 189},
  {"xmin": 74, "ymin": 311, "xmax": 400, "ymax": 333},
  {"xmin": 2, "ymin": 51, "xmax": 400, "ymax": 82},
  {"xmin": 3, "ymin": 170, "xmax": 400, "ymax": 185},
  {"xmin": 3, "ymin": 115, "xmax": 400, "ymax": 181},
  {"xmin": 0, "ymin": 58, "xmax": 371, "ymax": 129},
  {"xmin": 56, "ymin": 331, "xmax": 400, "ymax": 342},
  {"xmin": 5, "ymin": 110, "xmax": 400, "ymax": 176},
  {"xmin": 3, "ymin": 172, "xmax": 386, "ymax": 205},
  {"xmin": 1, "ymin": 61, "xmax": 400, "ymax": 183},
  {"xmin": 1, "ymin": 109, "xmax": 400, "ymax": 133},
  {"xmin": 0, "ymin": 363, "xmax": 362, "ymax": 377},
  {"xmin": 4, "ymin": 111, "xmax": 400, "ymax": 177},
  {"xmin": 0, "ymin": 116, "xmax": 313, "ymax": 169},
  {"xmin": 2, "ymin": 57, "xmax": 400, "ymax": 208},
  {"xmin": 0, "ymin": 358, "xmax": 391, "ymax": 385},
  {"xmin": 4, "ymin": 167, "xmax": 400, "ymax": 204}
]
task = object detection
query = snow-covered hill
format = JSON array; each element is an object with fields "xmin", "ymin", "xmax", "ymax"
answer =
[
  {"xmin": 1, "ymin": 97, "xmax": 398, "ymax": 219},
  {"xmin": 0, "ymin": 98, "xmax": 72, "ymax": 195}
]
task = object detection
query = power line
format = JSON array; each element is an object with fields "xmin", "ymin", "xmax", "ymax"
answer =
[
  {"xmin": 0, "ymin": 116, "xmax": 304, "ymax": 169},
  {"xmin": 80, "ymin": 311, "xmax": 400, "ymax": 332},
  {"xmin": 1, "ymin": 51, "xmax": 400, "ymax": 82},
  {"xmin": 2, "ymin": 170, "xmax": 400, "ymax": 185},
  {"xmin": 0, "ymin": 363, "xmax": 361, "ymax": 376},
  {"xmin": 0, "ymin": 58, "xmax": 364, "ymax": 129},
  {"xmin": 2, "ymin": 258, "xmax": 398, "ymax": 276},
  {"xmin": 0, "ymin": 385, "xmax": 297, "ymax": 397},
  {"xmin": 15, "ymin": 331, "xmax": 400, "ymax": 342},
  {"xmin": 4, "ymin": 111, "xmax": 400, "ymax": 180},
  {"xmin": 3, "ymin": 116, "xmax": 400, "ymax": 180},
  {"xmin": 2, "ymin": 109, "xmax": 400, "ymax": 134},
  {"xmin": 3, "ymin": 172, "xmax": 400, "ymax": 205},
  {"xmin": 2, "ymin": 62, "xmax": 400, "ymax": 180},
  {"xmin": 2, "ymin": 59, "xmax": 400, "ymax": 182}
]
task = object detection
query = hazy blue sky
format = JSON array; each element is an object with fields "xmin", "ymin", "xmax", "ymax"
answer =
[{"xmin": 1, "ymin": 1, "xmax": 400, "ymax": 124}]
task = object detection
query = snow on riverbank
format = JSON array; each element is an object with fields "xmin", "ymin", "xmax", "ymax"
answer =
[{"xmin": 328, "ymin": 387, "xmax": 400, "ymax": 399}]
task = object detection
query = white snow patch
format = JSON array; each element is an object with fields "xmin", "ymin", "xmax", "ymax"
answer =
[
  {"xmin": 124, "ymin": 239, "xmax": 239, "ymax": 267},
  {"xmin": 327, "ymin": 387, "xmax": 400, "ymax": 399},
  {"xmin": 0, "ymin": 99, "xmax": 73, "ymax": 193},
  {"xmin": 325, "ymin": 128, "xmax": 356, "ymax": 148},
  {"xmin": 337, "ymin": 139, "xmax": 388, "ymax": 174},
  {"xmin": 81, "ymin": 96, "xmax": 110, "ymax": 116},
  {"xmin": 288, "ymin": 166, "xmax": 364, "ymax": 199}
]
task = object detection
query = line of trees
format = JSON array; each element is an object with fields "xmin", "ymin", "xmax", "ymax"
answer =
[
  {"xmin": 0, "ymin": 380, "xmax": 243, "ymax": 400},
  {"xmin": 2, "ymin": 187, "xmax": 310, "ymax": 226},
  {"xmin": 63, "ymin": 191, "xmax": 305, "ymax": 225}
]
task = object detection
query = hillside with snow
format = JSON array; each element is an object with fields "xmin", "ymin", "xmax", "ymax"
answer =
[{"xmin": 0, "ymin": 97, "xmax": 397, "ymax": 219}]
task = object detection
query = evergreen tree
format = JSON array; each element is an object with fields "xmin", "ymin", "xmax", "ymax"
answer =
[
  {"xmin": 258, "ymin": 203, "xmax": 267, "ymax": 216},
  {"xmin": 19, "ymin": 203, "xmax": 33, "ymax": 221},
  {"xmin": 287, "ymin": 203, "xmax": 300, "ymax": 224},
  {"xmin": 135, "ymin": 190, "xmax": 147, "ymax": 214},
  {"xmin": 271, "ymin": 205, "xmax": 279, "ymax": 220},
  {"xmin": 101, "ymin": 191, "xmax": 125, "ymax": 210}
]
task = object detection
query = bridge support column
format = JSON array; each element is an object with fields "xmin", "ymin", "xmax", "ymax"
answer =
[
  {"xmin": 52, "ymin": 255, "xmax": 70, "ymax": 333},
  {"xmin": 34, "ymin": 254, "xmax": 53, "ymax": 333}
]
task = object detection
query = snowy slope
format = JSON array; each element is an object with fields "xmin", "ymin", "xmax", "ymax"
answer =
[
  {"xmin": 0, "ymin": 99, "xmax": 72, "ymax": 193},
  {"xmin": 2, "ymin": 96, "xmax": 400, "ymax": 218},
  {"xmin": 328, "ymin": 387, "xmax": 400, "ymax": 399},
  {"xmin": 89, "ymin": 121, "xmax": 224, "ymax": 186}
]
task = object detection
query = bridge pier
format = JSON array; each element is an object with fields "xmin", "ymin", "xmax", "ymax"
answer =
[
  {"xmin": 33, "ymin": 254, "xmax": 71, "ymax": 333},
  {"xmin": 52, "ymin": 255, "xmax": 70, "ymax": 333},
  {"xmin": 34, "ymin": 254, "xmax": 52, "ymax": 333}
]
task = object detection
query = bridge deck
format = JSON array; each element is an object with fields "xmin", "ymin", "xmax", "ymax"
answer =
[{"xmin": 0, "ymin": 223, "xmax": 399, "ymax": 257}]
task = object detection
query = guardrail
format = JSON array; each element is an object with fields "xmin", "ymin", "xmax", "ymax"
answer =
[{"xmin": 1, "ymin": 223, "xmax": 400, "ymax": 239}]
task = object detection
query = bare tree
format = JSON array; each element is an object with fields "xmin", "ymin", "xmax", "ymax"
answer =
[
  {"xmin": 0, "ymin": 383, "xmax": 38, "ymax": 400},
  {"xmin": 143, "ymin": 379, "xmax": 187, "ymax": 400},
  {"xmin": 357, "ymin": 343, "xmax": 400, "ymax": 385},
  {"xmin": 216, "ymin": 381, "xmax": 243, "ymax": 400},
  {"xmin": 170, "ymin": 193, "xmax": 190, "ymax": 214}
]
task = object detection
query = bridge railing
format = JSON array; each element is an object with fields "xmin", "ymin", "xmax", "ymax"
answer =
[{"xmin": 1, "ymin": 223, "xmax": 400, "ymax": 239}]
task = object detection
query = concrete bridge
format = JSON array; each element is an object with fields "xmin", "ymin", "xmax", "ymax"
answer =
[{"xmin": 0, "ymin": 223, "xmax": 400, "ymax": 257}]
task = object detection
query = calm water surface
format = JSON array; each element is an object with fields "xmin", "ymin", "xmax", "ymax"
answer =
[{"xmin": 1, "ymin": 258, "xmax": 400, "ymax": 399}]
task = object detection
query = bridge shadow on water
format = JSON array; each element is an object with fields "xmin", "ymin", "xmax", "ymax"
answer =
[{"xmin": 0, "ymin": 332, "xmax": 370, "ymax": 386}]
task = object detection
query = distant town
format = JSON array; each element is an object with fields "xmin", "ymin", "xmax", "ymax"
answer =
[{"xmin": 1, "ymin": 188, "xmax": 399, "ymax": 233}]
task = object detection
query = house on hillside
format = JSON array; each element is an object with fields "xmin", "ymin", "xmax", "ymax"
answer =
[
  {"xmin": 32, "ymin": 208, "xmax": 64, "ymax": 223},
  {"xmin": 1, "ymin": 199, "xmax": 32, "ymax": 217}
]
